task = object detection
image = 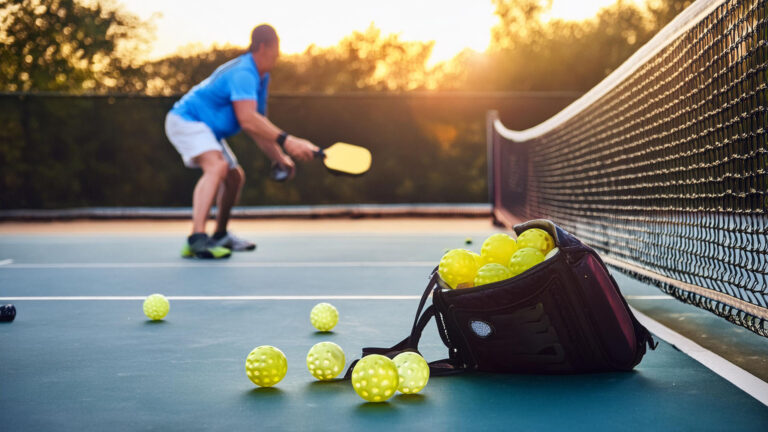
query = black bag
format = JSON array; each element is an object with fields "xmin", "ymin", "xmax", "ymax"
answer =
[{"xmin": 345, "ymin": 219, "xmax": 656, "ymax": 377}]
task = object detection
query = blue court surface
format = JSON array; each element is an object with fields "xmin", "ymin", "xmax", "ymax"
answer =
[{"xmin": 1, "ymin": 220, "xmax": 766, "ymax": 431}]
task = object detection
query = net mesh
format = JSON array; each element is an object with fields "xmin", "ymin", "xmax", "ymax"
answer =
[{"xmin": 490, "ymin": 0, "xmax": 768, "ymax": 336}]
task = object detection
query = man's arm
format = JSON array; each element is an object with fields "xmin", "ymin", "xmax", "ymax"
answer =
[{"xmin": 232, "ymin": 100, "xmax": 317, "ymax": 162}]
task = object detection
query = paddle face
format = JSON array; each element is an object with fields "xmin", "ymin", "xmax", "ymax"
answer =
[{"xmin": 316, "ymin": 142, "xmax": 372, "ymax": 176}]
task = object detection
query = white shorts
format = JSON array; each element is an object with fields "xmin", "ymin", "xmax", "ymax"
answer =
[{"xmin": 165, "ymin": 112, "xmax": 238, "ymax": 169}]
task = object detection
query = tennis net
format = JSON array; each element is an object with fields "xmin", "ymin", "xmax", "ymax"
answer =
[{"xmin": 488, "ymin": 0, "xmax": 768, "ymax": 336}]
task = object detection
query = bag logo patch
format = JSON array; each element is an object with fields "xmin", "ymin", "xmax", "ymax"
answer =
[{"xmin": 470, "ymin": 320, "xmax": 493, "ymax": 338}]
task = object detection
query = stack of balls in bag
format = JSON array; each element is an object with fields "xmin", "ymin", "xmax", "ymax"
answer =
[{"xmin": 439, "ymin": 228, "xmax": 558, "ymax": 289}]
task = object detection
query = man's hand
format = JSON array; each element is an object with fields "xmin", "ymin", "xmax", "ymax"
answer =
[
  {"xmin": 275, "ymin": 154, "xmax": 296, "ymax": 179},
  {"xmin": 284, "ymin": 136, "xmax": 319, "ymax": 161}
]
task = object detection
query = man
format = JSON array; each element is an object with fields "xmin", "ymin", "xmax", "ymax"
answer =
[{"xmin": 165, "ymin": 24, "xmax": 318, "ymax": 259}]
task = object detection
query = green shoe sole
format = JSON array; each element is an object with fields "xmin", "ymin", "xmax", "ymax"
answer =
[{"xmin": 181, "ymin": 244, "xmax": 232, "ymax": 259}]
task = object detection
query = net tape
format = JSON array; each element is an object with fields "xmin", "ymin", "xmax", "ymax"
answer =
[{"xmin": 490, "ymin": 0, "xmax": 768, "ymax": 336}]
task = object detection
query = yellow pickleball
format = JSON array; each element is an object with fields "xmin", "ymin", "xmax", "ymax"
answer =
[
  {"xmin": 516, "ymin": 228, "xmax": 555, "ymax": 255},
  {"xmin": 393, "ymin": 352, "xmax": 430, "ymax": 394},
  {"xmin": 306, "ymin": 342, "xmax": 345, "ymax": 381},
  {"xmin": 474, "ymin": 263, "xmax": 514, "ymax": 286},
  {"xmin": 351, "ymin": 354, "xmax": 399, "ymax": 403},
  {"xmin": 508, "ymin": 247, "xmax": 546, "ymax": 277},
  {"xmin": 467, "ymin": 250, "xmax": 486, "ymax": 268},
  {"xmin": 143, "ymin": 294, "xmax": 169, "ymax": 321},
  {"xmin": 438, "ymin": 249, "xmax": 478, "ymax": 289},
  {"xmin": 245, "ymin": 345, "xmax": 288, "ymax": 387},
  {"xmin": 310, "ymin": 303, "xmax": 339, "ymax": 332},
  {"xmin": 480, "ymin": 233, "xmax": 518, "ymax": 266}
]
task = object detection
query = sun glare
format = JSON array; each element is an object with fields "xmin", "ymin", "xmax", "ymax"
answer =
[
  {"xmin": 121, "ymin": 0, "xmax": 627, "ymax": 65},
  {"xmin": 548, "ymin": 0, "xmax": 636, "ymax": 21}
]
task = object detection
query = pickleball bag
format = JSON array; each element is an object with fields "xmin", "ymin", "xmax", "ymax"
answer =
[{"xmin": 345, "ymin": 219, "xmax": 656, "ymax": 377}]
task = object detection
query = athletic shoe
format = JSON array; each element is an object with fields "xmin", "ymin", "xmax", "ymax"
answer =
[
  {"xmin": 210, "ymin": 232, "xmax": 257, "ymax": 252},
  {"xmin": 181, "ymin": 233, "xmax": 232, "ymax": 259}
]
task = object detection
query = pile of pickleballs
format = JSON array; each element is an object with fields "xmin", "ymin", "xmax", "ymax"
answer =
[{"xmin": 439, "ymin": 228, "xmax": 558, "ymax": 289}]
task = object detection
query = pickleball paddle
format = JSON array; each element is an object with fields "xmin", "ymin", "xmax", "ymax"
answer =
[{"xmin": 270, "ymin": 142, "xmax": 372, "ymax": 181}]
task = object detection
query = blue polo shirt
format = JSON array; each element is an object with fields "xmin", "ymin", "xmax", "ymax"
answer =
[{"xmin": 170, "ymin": 52, "xmax": 269, "ymax": 140}]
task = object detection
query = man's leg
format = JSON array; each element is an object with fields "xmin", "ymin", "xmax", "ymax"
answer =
[
  {"xmin": 214, "ymin": 166, "xmax": 245, "ymax": 234},
  {"xmin": 165, "ymin": 112, "xmax": 231, "ymax": 259},
  {"xmin": 181, "ymin": 150, "xmax": 233, "ymax": 259},
  {"xmin": 210, "ymin": 166, "xmax": 257, "ymax": 251},
  {"xmin": 191, "ymin": 151, "xmax": 230, "ymax": 234}
]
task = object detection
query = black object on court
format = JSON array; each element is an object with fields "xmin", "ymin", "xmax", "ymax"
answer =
[{"xmin": 0, "ymin": 304, "xmax": 16, "ymax": 322}]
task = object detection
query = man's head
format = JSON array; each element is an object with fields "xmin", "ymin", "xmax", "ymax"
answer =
[{"xmin": 250, "ymin": 24, "xmax": 279, "ymax": 74}]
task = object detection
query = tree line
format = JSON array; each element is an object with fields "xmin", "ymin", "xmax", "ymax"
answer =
[{"xmin": 1, "ymin": 0, "xmax": 694, "ymax": 95}]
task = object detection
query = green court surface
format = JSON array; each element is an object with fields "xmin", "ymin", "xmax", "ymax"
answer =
[{"xmin": 1, "ymin": 224, "xmax": 767, "ymax": 431}]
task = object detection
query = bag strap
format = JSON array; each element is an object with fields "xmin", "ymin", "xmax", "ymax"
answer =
[
  {"xmin": 343, "ymin": 268, "xmax": 465, "ymax": 379},
  {"xmin": 409, "ymin": 267, "xmax": 440, "ymax": 338}
]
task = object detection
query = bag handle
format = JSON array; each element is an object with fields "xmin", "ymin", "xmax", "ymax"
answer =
[
  {"xmin": 408, "ymin": 267, "xmax": 440, "ymax": 343},
  {"xmin": 343, "ymin": 268, "xmax": 464, "ymax": 378}
]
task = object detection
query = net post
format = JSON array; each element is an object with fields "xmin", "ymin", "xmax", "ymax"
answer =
[{"xmin": 486, "ymin": 110, "xmax": 500, "ymax": 225}]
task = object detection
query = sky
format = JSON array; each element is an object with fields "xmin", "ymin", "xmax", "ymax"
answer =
[{"xmin": 119, "ymin": 0, "xmax": 626, "ymax": 64}]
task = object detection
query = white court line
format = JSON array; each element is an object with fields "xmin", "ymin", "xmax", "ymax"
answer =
[
  {"xmin": 630, "ymin": 306, "xmax": 768, "ymax": 407},
  {"xmin": 0, "ymin": 295, "xmax": 421, "ymax": 301},
  {"xmin": 625, "ymin": 295, "xmax": 674, "ymax": 300},
  {"xmin": 0, "ymin": 261, "xmax": 435, "ymax": 269},
  {"xmin": 0, "ymin": 259, "xmax": 13, "ymax": 266},
  {"xmin": 0, "ymin": 295, "xmax": 672, "ymax": 301}
]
